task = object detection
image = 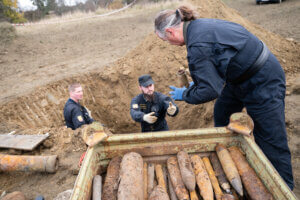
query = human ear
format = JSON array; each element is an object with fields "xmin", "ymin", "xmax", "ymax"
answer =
[
  {"xmin": 138, "ymin": 86, "xmax": 143, "ymax": 92},
  {"xmin": 165, "ymin": 27, "xmax": 174, "ymax": 37}
]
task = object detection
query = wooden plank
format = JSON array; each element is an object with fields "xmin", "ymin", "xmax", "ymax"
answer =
[{"xmin": 0, "ymin": 133, "xmax": 49, "ymax": 151}]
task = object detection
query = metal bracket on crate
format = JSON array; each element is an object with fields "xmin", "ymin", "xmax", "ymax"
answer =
[{"xmin": 227, "ymin": 112, "xmax": 254, "ymax": 137}]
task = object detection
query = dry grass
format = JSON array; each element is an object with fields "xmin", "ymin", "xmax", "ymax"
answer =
[
  {"xmin": 14, "ymin": 0, "xmax": 182, "ymax": 39},
  {"xmin": 94, "ymin": 0, "xmax": 182, "ymax": 19},
  {"xmin": 0, "ymin": 22, "xmax": 16, "ymax": 49},
  {"xmin": 18, "ymin": 0, "xmax": 180, "ymax": 26}
]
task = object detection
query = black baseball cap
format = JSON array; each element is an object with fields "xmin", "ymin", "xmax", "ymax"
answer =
[{"xmin": 138, "ymin": 74, "xmax": 154, "ymax": 87}]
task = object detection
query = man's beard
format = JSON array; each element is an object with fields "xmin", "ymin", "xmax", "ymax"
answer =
[{"xmin": 143, "ymin": 92, "xmax": 155, "ymax": 102}]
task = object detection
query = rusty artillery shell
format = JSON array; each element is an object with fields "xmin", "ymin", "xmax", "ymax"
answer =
[
  {"xmin": 144, "ymin": 162, "xmax": 148, "ymax": 200},
  {"xmin": 118, "ymin": 152, "xmax": 144, "ymax": 200},
  {"xmin": 0, "ymin": 154, "xmax": 58, "ymax": 173},
  {"xmin": 202, "ymin": 157, "xmax": 223, "ymax": 200},
  {"xmin": 190, "ymin": 190, "xmax": 199, "ymax": 200},
  {"xmin": 149, "ymin": 185, "xmax": 170, "ymax": 200},
  {"xmin": 102, "ymin": 156, "xmax": 122, "ymax": 200},
  {"xmin": 210, "ymin": 152, "xmax": 231, "ymax": 193},
  {"xmin": 228, "ymin": 146, "xmax": 273, "ymax": 200},
  {"xmin": 177, "ymin": 151, "xmax": 196, "ymax": 192},
  {"xmin": 155, "ymin": 164, "xmax": 167, "ymax": 192},
  {"xmin": 92, "ymin": 175, "xmax": 102, "ymax": 200},
  {"xmin": 215, "ymin": 144, "xmax": 243, "ymax": 197},
  {"xmin": 177, "ymin": 69, "xmax": 189, "ymax": 88},
  {"xmin": 221, "ymin": 194, "xmax": 235, "ymax": 200},
  {"xmin": 148, "ymin": 163, "xmax": 155, "ymax": 196},
  {"xmin": 190, "ymin": 155, "xmax": 213, "ymax": 200},
  {"xmin": 168, "ymin": 171, "xmax": 178, "ymax": 200},
  {"xmin": 167, "ymin": 156, "xmax": 189, "ymax": 200}
]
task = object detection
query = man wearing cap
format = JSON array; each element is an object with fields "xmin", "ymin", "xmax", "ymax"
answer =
[
  {"xmin": 63, "ymin": 83, "xmax": 94, "ymax": 130},
  {"xmin": 130, "ymin": 74, "xmax": 179, "ymax": 132}
]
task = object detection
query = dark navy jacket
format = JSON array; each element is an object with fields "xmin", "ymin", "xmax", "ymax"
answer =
[
  {"xmin": 180, "ymin": 19, "xmax": 294, "ymax": 190},
  {"xmin": 130, "ymin": 92, "xmax": 179, "ymax": 132},
  {"xmin": 182, "ymin": 19, "xmax": 263, "ymax": 104},
  {"xmin": 63, "ymin": 98, "xmax": 94, "ymax": 130}
]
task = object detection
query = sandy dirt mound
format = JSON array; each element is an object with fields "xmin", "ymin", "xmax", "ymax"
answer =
[
  {"xmin": 0, "ymin": 0, "xmax": 299, "ymax": 199},
  {"xmin": 1, "ymin": 0, "xmax": 299, "ymax": 132}
]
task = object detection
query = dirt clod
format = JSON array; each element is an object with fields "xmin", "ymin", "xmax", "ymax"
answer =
[
  {"xmin": 2, "ymin": 191, "xmax": 26, "ymax": 200},
  {"xmin": 291, "ymin": 77, "xmax": 300, "ymax": 95},
  {"xmin": 53, "ymin": 189, "xmax": 72, "ymax": 200}
]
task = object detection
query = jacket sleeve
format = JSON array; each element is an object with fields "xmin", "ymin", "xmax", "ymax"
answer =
[
  {"xmin": 183, "ymin": 45, "xmax": 225, "ymax": 104},
  {"xmin": 71, "ymin": 106, "xmax": 86, "ymax": 129},
  {"xmin": 82, "ymin": 106, "xmax": 94, "ymax": 124},
  {"xmin": 130, "ymin": 96, "xmax": 144, "ymax": 122}
]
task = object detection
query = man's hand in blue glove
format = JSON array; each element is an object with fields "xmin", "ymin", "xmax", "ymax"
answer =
[{"xmin": 169, "ymin": 86, "xmax": 186, "ymax": 101}]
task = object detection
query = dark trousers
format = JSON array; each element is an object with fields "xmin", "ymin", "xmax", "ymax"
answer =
[{"xmin": 214, "ymin": 53, "xmax": 294, "ymax": 190}]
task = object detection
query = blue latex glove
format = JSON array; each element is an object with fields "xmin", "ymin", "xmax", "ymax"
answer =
[
  {"xmin": 35, "ymin": 196, "xmax": 45, "ymax": 200},
  {"xmin": 169, "ymin": 86, "xmax": 186, "ymax": 101},
  {"xmin": 189, "ymin": 81, "xmax": 194, "ymax": 87}
]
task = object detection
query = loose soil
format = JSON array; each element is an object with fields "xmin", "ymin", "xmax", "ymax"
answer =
[{"xmin": 0, "ymin": 0, "xmax": 299, "ymax": 199}]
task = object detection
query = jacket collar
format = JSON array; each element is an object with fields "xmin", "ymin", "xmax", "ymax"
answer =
[
  {"xmin": 183, "ymin": 21, "xmax": 191, "ymax": 45},
  {"xmin": 69, "ymin": 98, "xmax": 81, "ymax": 105}
]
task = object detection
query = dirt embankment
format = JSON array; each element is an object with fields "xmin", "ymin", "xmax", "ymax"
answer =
[
  {"xmin": 1, "ymin": 0, "xmax": 299, "ymax": 133},
  {"xmin": 0, "ymin": 0, "xmax": 299, "ymax": 199}
]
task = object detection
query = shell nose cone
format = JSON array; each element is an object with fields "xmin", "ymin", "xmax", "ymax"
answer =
[{"xmin": 231, "ymin": 178, "xmax": 243, "ymax": 196}]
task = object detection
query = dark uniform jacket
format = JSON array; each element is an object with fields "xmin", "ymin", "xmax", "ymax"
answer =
[
  {"xmin": 182, "ymin": 19, "xmax": 263, "ymax": 104},
  {"xmin": 181, "ymin": 19, "xmax": 294, "ymax": 189},
  {"xmin": 63, "ymin": 98, "xmax": 94, "ymax": 130},
  {"xmin": 130, "ymin": 92, "xmax": 178, "ymax": 132}
]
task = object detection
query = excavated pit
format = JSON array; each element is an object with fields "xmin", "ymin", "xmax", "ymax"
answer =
[
  {"xmin": 0, "ymin": 61, "xmax": 215, "ymax": 134},
  {"xmin": 0, "ymin": 0, "xmax": 299, "ymax": 135}
]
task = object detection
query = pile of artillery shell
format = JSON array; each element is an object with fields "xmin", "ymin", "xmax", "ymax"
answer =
[{"xmin": 91, "ymin": 147, "xmax": 273, "ymax": 200}]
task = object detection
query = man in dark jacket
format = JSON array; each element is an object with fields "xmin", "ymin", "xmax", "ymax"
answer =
[
  {"xmin": 63, "ymin": 83, "xmax": 94, "ymax": 130},
  {"xmin": 130, "ymin": 75, "xmax": 179, "ymax": 132},
  {"xmin": 154, "ymin": 6, "xmax": 293, "ymax": 189}
]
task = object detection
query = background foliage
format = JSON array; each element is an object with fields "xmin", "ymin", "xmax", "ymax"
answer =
[{"xmin": 0, "ymin": 0, "xmax": 27, "ymax": 23}]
